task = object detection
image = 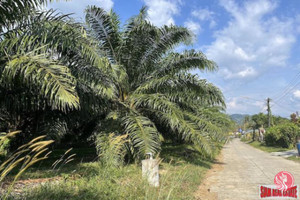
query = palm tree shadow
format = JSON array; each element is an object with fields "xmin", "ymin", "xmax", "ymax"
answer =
[
  {"xmin": 212, "ymin": 161, "xmax": 226, "ymax": 165},
  {"xmin": 160, "ymin": 143, "xmax": 222, "ymax": 169}
]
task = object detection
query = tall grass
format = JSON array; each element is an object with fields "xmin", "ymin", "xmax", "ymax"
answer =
[
  {"xmin": 19, "ymin": 144, "xmax": 214, "ymax": 200},
  {"xmin": 0, "ymin": 131, "xmax": 54, "ymax": 199},
  {"xmin": 21, "ymin": 162, "xmax": 190, "ymax": 200}
]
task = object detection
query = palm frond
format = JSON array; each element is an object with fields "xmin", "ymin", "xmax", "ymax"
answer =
[
  {"xmin": 128, "ymin": 93, "xmax": 225, "ymax": 155},
  {"xmin": 1, "ymin": 53, "xmax": 79, "ymax": 111},
  {"xmin": 154, "ymin": 49, "xmax": 217, "ymax": 76},
  {"xmin": 121, "ymin": 113, "xmax": 161, "ymax": 157},
  {"xmin": 154, "ymin": 109, "xmax": 213, "ymax": 155},
  {"xmin": 139, "ymin": 25, "xmax": 192, "ymax": 68},
  {"xmin": 85, "ymin": 6, "xmax": 121, "ymax": 62},
  {"xmin": 95, "ymin": 133, "xmax": 128, "ymax": 167},
  {"xmin": 134, "ymin": 73, "xmax": 225, "ymax": 107},
  {"xmin": 0, "ymin": 0, "xmax": 70, "ymax": 33}
]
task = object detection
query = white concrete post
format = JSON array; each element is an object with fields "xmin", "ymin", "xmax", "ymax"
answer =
[{"xmin": 142, "ymin": 153, "xmax": 159, "ymax": 187}]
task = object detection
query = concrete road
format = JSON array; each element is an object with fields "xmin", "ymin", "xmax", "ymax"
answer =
[{"xmin": 208, "ymin": 139, "xmax": 300, "ymax": 200}]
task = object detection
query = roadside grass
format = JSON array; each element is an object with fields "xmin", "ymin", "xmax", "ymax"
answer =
[
  {"xmin": 6, "ymin": 144, "xmax": 216, "ymax": 200},
  {"xmin": 287, "ymin": 156, "xmax": 300, "ymax": 163},
  {"xmin": 246, "ymin": 141, "xmax": 291, "ymax": 153}
]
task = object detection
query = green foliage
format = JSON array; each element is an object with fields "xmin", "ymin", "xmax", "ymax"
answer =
[
  {"xmin": 0, "ymin": 0, "xmax": 232, "ymax": 161},
  {"xmin": 95, "ymin": 133, "xmax": 128, "ymax": 167},
  {"xmin": 273, "ymin": 115, "xmax": 290, "ymax": 126},
  {"xmin": 0, "ymin": 133, "xmax": 11, "ymax": 158},
  {"xmin": 251, "ymin": 113, "xmax": 289, "ymax": 129},
  {"xmin": 265, "ymin": 123, "xmax": 300, "ymax": 148},
  {"xmin": 85, "ymin": 6, "xmax": 231, "ymax": 158},
  {"xmin": 0, "ymin": 0, "xmax": 112, "ymax": 145},
  {"xmin": 2, "ymin": 53, "xmax": 79, "ymax": 111},
  {"xmin": 19, "ymin": 144, "xmax": 214, "ymax": 200},
  {"xmin": 240, "ymin": 133, "xmax": 253, "ymax": 142},
  {"xmin": 247, "ymin": 140, "xmax": 292, "ymax": 153},
  {"xmin": 290, "ymin": 113, "xmax": 299, "ymax": 124},
  {"xmin": 252, "ymin": 113, "xmax": 268, "ymax": 129}
]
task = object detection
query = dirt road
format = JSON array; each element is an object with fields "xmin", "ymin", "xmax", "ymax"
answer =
[{"xmin": 196, "ymin": 138, "xmax": 300, "ymax": 200}]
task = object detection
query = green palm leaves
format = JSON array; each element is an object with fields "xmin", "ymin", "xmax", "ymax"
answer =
[
  {"xmin": 86, "ymin": 6, "xmax": 231, "ymax": 158},
  {"xmin": 0, "ymin": 0, "xmax": 232, "ymax": 160},
  {"xmin": 85, "ymin": 6, "xmax": 121, "ymax": 62},
  {"xmin": 2, "ymin": 53, "xmax": 79, "ymax": 111},
  {"xmin": 122, "ymin": 114, "xmax": 161, "ymax": 156},
  {"xmin": 0, "ymin": 6, "xmax": 112, "ymax": 113}
]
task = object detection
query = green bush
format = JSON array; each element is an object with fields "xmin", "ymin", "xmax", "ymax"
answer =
[
  {"xmin": 265, "ymin": 123, "xmax": 300, "ymax": 148},
  {"xmin": 241, "ymin": 133, "xmax": 252, "ymax": 142},
  {"xmin": 95, "ymin": 133, "xmax": 128, "ymax": 167}
]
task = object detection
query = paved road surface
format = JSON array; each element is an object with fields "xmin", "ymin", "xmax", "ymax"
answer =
[{"xmin": 208, "ymin": 139, "xmax": 300, "ymax": 200}]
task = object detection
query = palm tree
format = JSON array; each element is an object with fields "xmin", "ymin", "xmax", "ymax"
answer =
[
  {"xmin": 85, "ymin": 6, "xmax": 230, "ymax": 158},
  {"xmin": 0, "ymin": 1, "xmax": 112, "ymax": 138}
]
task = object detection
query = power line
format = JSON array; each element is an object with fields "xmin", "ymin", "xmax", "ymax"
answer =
[
  {"xmin": 272, "ymin": 71, "xmax": 300, "ymax": 100},
  {"xmin": 273, "ymin": 74, "xmax": 300, "ymax": 104},
  {"xmin": 240, "ymin": 96, "xmax": 265, "ymax": 102},
  {"xmin": 226, "ymin": 95, "xmax": 296, "ymax": 116},
  {"xmin": 275, "ymin": 82, "xmax": 300, "ymax": 105},
  {"xmin": 271, "ymin": 100, "xmax": 297, "ymax": 114}
]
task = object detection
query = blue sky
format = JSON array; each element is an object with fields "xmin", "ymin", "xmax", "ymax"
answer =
[{"xmin": 48, "ymin": 0, "xmax": 300, "ymax": 117}]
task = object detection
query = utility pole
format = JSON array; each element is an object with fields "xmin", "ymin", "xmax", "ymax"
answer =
[{"xmin": 267, "ymin": 98, "xmax": 272, "ymax": 128}]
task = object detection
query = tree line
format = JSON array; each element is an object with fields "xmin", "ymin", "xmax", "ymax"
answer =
[{"xmin": 241, "ymin": 112, "xmax": 300, "ymax": 148}]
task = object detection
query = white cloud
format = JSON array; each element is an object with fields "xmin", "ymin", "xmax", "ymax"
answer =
[
  {"xmin": 293, "ymin": 90, "xmax": 300, "ymax": 99},
  {"xmin": 205, "ymin": 0, "xmax": 296, "ymax": 80},
  {"xmin": 227, "ymin": 98, "xmax": 238, "ymax": 110},
  {"xmin": 223, "ymin": 67, "xmax": 257, "ymax": 79},
  {"xmin": 226, "ymin": 97, "xmax": 266, "ymax": 114},
  {"xmin": 192, "ymin": 8, "xmax": 216, "ymax": 28},
  {"xmin": 226, "ymin": 97, "xmax": 249, "ymax": 113},
  {"xmin": 184, "ymin": 20, "xmax": 201, "ymax": 35},
  {"xmin": 96, "ymin": 0, "xmax": 114, "ymax": 11},
  {"xmin": 143, "ymin": 0, "xmax": 181, "ymax": 26},
  {"xmin": 209, "ymin": 20, "xmax": 217, "ymax": 29},
  {"xmin": 192, "ymin": 9, "xmax": 214, "ymax": 21}
]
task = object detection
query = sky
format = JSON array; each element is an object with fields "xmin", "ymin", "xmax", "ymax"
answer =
[{"xmin": 48, "ymin": 0, "xmax": 300, "ymax": 117}]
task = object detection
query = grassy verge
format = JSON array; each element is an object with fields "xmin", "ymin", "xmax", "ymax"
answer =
[
  {"xmin": 246, "ymin": 141, "xmax": 291, "ymax": 153},
  {"xmin": 6, "ymin": 144, "xmax": 216, "ymax": 200},
  {"xmin": 287, "ymin": 156, "xmax": 300, "ymax": 163}
]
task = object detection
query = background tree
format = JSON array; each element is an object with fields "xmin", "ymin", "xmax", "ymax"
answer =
[
  {"xmin": 290, "ymin": 113, "xmax": 299, "ymax": 124},
  {"xmin": 252, "ymin": 113, "xmax": 268, "ymax": 130}
]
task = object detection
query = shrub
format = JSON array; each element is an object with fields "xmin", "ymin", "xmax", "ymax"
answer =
[
  {"xmin": 241, "ymin": 133, "xmax": 252, "ymax": 142},
  {"xmin": 95, "ymin": 133, "xmax": 128, "ymax": 167},
  {"xmin": 265, "ymin": 123, "xmax": 300, "ymax": 148}
]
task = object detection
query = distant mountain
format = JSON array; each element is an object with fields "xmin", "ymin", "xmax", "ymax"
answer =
[{"xmin": 230, "ymin": 114, "xmax": 250, "ymax": 125}]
